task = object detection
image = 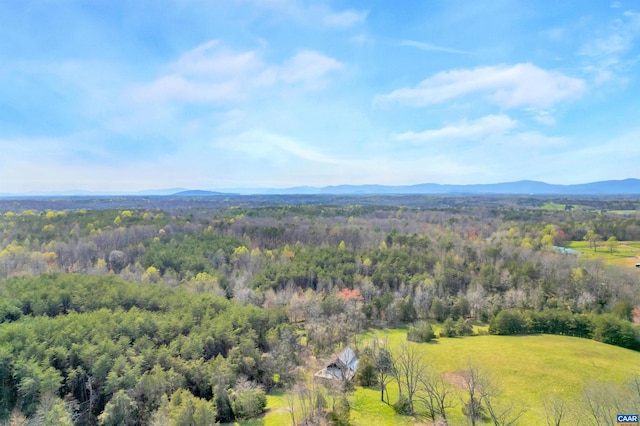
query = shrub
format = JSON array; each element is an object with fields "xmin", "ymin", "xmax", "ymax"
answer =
[
  {"xmin": 327, "ymin": 397, "xmax": 351, "ymax": 426},
  {"xmin": 393, "ymin": 395, "xmax": 412, "ymax": 415},
  {"xmin": 440, "ymin": 318, "xmax": 456, "ymax": 337},
  {"xmin": 456, "ymin": 317, "xmax": 474, "ymax": 336},
  {"xmin": 462, "ymin": 397, "xmax": 485, "ymax": 423},
  {"xmin": 355, "ymin": 354, "xmax": 378, "ymax": 387},
  {"xmin": 232, "ymin": 387, "xmax": 267, "ymax": 420},
  {"xmin": 593, "ymin": 314, "xmax": 640, "ymax": 350},
  {"xmin": 407, "ymin": 321, "xmax": 435, "ymax": 342},
  {"xmin": 489, "ymin": 309, "xmax": 528, "ymax": 335}
]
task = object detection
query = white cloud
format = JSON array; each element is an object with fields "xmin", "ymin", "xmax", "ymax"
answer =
[
  {"xmin": 394, "ymin": 115, "xmax": 517, "ymax": 144},
  {"xmin": 349, "ymin": 33, "xmax": 372, "ymax": 45},
  {"xmin": 579, "ymin": 10, "xmax": 640, "ymax": 82},
  {"xmin": 171, "ymin": 40, "xmax": 262, "ymax": 76},
  {"xmin": 279, "ymin": 50, "xmax": 343, "ymax": 85},
  {"xmin": 221, "ymin": 130, "xmax": 345, "ymax": 165},
  {"xmin": 134, "ymin": 42, "xmax": 343, "ymax": 104},
  {"xmin": 392, "ymin": 113, "xmax": 567, "ymax": 169},
  {"xmin": 216, "ymin": 128, "xmax": 488, "ymax": 186},
  {"xmin": 399, "ymin": 40, "xmax": 471, "ymax": 55},
  {"xmin": 378, "ymin": 63, "xmax": 586, "ymax": 109},
  {"xmin": 507, "ymin": 131, "xmax": 566, "ymax": 148},
  {"xmin": 530, "ymin": 109, "xmax": 556, "ymax": 126},
  {"xmin": 238, "ymin": 0, "xmax": 366, "ymax": 28},
  {"xmin": 136, "ymin": 75, "xmax": 243, "ymax": 103},
  {"xmin": 323, "ymin": 9, "xmax": 368, "ymax": 27},
  {"xmin": 581, "ymin": 32, "xmax": 630, "ymax": 57},
  {"xmin": 0, "ymin": 136, "xmax": 67, "ymax": 164}
]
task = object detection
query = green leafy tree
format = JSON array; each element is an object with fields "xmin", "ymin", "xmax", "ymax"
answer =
[
  {"xmin": 407, "ymin": 321, "xmax": 435, "ymax": 343},
  {"xmin": 593, "ymin": 314, "xmax": 639, "ymax": 350},
  {"xmin": 430, "ymin": 297, "xmax": 449, "ymax": 322},
  {"xmin": 584, "ymin": 230, "xmax": 601, "ymax": 252},
  {"xmin": 100, "ymin": 390, "xmax": 137, "ymax": 426},
  {"xmin": 232, "ymin": 387, "xmax": 266, "ymax": 420},
  {"xmin": 354, "ymin": 354, "xmax": 378, "ymax": 387},
  {"xmin": 456, "ymin": 317, "xmax": 474, "ymax": 336},
  {"xmin": 441, "ymin": 318, "xmax": 457, "ymax": 338},
  {"xmin": 489, "ymin": 310, "xmax": 528, "ymax": 335},
  {"xmin": 41, "ymin": 398, "xmax": 74, "ymax": 426},
  {"xmin": 161, "ymin": 389, "xmax": 217, "ymax": 426},
  {"xmin": 612, "ymin": 301, "xmax": 633, "ymax": 321}
]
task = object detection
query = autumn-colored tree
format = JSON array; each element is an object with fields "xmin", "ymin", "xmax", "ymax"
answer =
[{"xmin": 338, "ymin": 288, "xmax": 363, "ymax": 302}]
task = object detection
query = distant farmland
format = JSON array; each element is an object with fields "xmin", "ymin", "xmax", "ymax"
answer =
[{"xmin": 568, "ymin": 240, "xmax": 640, "ymax": 268}]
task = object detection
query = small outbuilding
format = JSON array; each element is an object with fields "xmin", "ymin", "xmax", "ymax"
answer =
[{"xmin": 314, "ymin": 347, "xmax": 359, "ymax": 381}]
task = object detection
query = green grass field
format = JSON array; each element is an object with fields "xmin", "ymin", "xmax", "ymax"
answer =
[
  {"xmin": 568, "ymin": 240, "xmax": 640, "ymax": 268},
  {"xmin": 240, "ymin": 331, "xmax": 640, "ymax": 425},
  {"xmin": 607, "ymin": 210, "xmax": 639, "ymax": 216},
  {"xmin": 540, "ymin": 202, "xmax": 566, "ymax": 211},
  {"xmin": 540, "ymin": 203, "xmax": 593, "ymax": 211}
]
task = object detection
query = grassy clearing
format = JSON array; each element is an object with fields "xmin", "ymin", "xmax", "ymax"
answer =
[
  {"xmin": 351, "ymin": 387, "xmax": 416, "ymax": 426},
  {"xmin": 568, "ymin": 240, "xmax": 640, "ymax": 268},
  {"xmin": 540, "ymin": 203, "xmax": 593, "ymax": 211},
  {"xmin": 540, "ymin": 202, "xmax": 566, "ymax": 210},
  {"xmin": 608, "ymin": 210, "xmax": 639, "ymax": 216},
  {"xmin": 356, "ymin": 330, "xmax": 640, "ymax": 425},
  {"xmin": 244, "ymin": 331, "xmax": 640, "ymax": 425}
]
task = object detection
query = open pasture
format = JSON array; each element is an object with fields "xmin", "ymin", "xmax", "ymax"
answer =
[
  {"xmin": 250, "ymin": 331, "xmax": 640, "ymax": 425},
  {"xmin": 568, "ymin": 240, "xmax": 640, "ymax": 268}
]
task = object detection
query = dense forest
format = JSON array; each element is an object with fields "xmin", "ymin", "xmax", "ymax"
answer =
[{"xmin": 0, "ymin": 196, "xmax": 639, "ymax": 424}]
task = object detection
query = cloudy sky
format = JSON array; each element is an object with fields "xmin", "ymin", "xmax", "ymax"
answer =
[{"xmin": 1, "ymin": 1, "xmax": 640, "ymax": 193}]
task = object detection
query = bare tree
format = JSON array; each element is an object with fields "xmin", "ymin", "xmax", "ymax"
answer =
[
  {"xmin": 415, "ymin": 368, "xmax": 453, "ymax": 423},
  {"xmin": 391, "ymin": 343, "xmax": 424, "ymax": 415},
  {"xmin": 460, "ymin": 364, "xmax": 484, "ymax": 426},
  {"xmin": 629, "ymin": 375, "xmax": 640, "ymax": 406},
  {"xmin": 371, "ymin": 338, "xmax": 394, "ymax": 404},
  {"xmin": 291, "ymin": 381, "xmax": 327, "ymax": 426},
  {"xmin": 483, "ymin": 397, "xmax": 526, "ymax": 426},
  {"xmin": 543, "ymin": 395, "xmax": 569, "ymax": 426},
  {"xmin": 580, "ymin": 381, "xmax": 636, "ymax": 426},
  {"xmin": 285, "ymin": 390, "xmax": 297, "ymax": 426},
  {"xmin": 460, "ymin": 362, "xmax": 526, "ymax": 426}
]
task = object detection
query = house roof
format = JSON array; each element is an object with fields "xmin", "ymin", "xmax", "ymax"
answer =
[{"xmin": 314, "ymin": 347, "xmax": 359, "ymax": 381}]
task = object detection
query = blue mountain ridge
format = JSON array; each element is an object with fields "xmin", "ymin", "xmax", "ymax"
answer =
[{"xmin": 2, "ymin": 179, "xmax": 639, "ymax": 197}]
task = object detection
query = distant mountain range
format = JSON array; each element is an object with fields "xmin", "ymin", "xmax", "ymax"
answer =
[
  {"xmin": 216, "ymin": 179, "xmax": 640, "ymax": 195},
  {"xmin": 173, "ymin": 190, "xmax": 227, "ymax": 196},
  {"xmin": 2, "ymin": 179, "xmax": 640, "ymax": 197}
]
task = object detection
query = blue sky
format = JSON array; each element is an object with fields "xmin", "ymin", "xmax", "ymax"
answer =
[{"xmin": 1, "ymin": 0, "xmax": 640, "ymax": 193}]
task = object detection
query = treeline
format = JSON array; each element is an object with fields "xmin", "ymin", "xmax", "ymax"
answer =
[
  {"xmin": 0, "ymin": 274, "xmax": 296, "ymax": 424},
  {"xmin": 489, "ymin": 308, "xmax": 640, "ymax": 350}
]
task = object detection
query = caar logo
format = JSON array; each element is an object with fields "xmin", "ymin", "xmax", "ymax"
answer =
[{"xmin": 617, "ymin": 414, "xmax": 639, "ymax": 424}]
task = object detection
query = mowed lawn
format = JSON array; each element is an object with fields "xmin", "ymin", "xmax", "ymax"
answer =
[
  {"xmin": 568, "ymin": 240, "xmax": 640, "ymax": 268},
  {"xmin": 245, "ymin": 331, "xmax": 640, "ymax": 425}
]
